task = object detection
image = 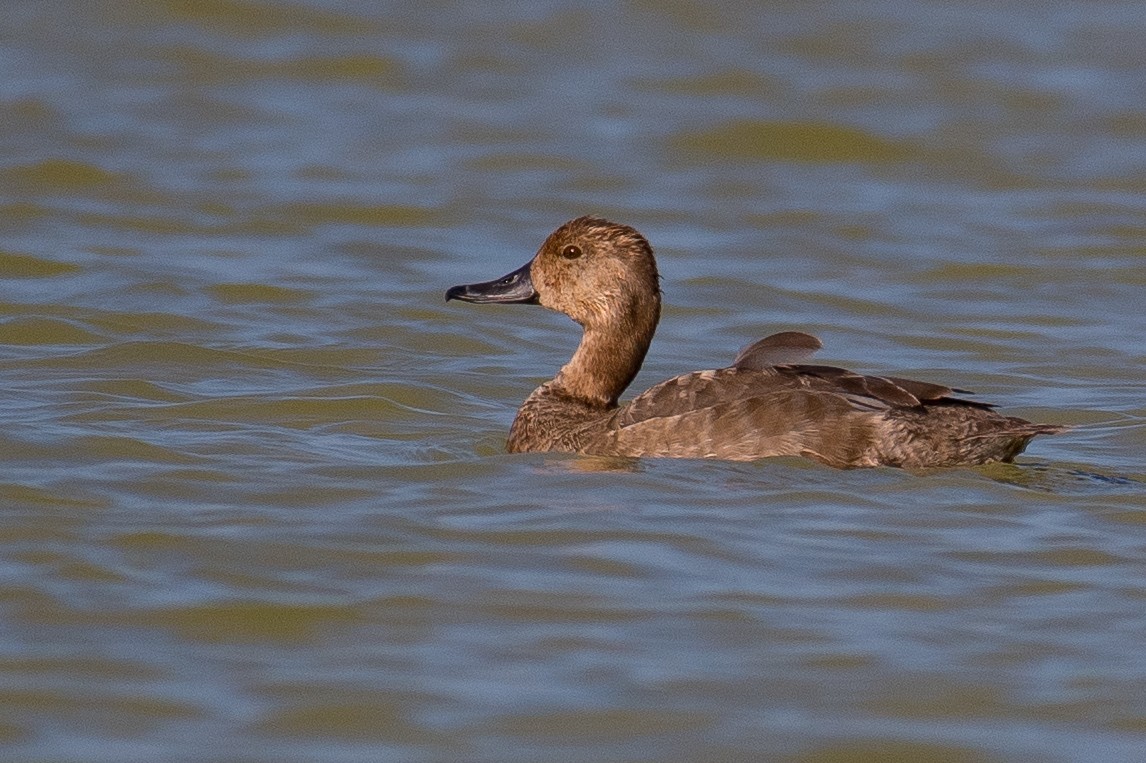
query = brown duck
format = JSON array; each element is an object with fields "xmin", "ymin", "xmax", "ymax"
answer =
[{"xmin": 446, "ymin": 216, "xmax": 1063, "ymax": 468}]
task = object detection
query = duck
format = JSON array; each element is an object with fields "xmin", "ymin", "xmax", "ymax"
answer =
[{"xmin": 446, "ymin": 216, "xmax": 1063, "ymax": 468}]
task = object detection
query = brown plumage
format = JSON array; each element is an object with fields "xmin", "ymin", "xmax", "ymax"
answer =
[{"xmin": 446, "ymin": 216, "xmax": 1064, "ymax": 468}]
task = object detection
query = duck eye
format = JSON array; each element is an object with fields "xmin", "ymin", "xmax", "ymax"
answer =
[{"xmin": 561, "ymin": 244, "xmax": 583, "ymax": 260}]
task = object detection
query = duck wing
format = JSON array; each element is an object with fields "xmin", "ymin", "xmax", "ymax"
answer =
[
  {"xmin": 610, "ymin": 366, "xmax": 874, "ymax": 463},
  {"xmin": 732, "ymin": 331, "xmax": 823, "ymax": 368},
  {"xmin": 604, "ymin": 333, "xmax": 1048, "ymax": 465},
  {"xmin": 780, "ymin": 365, "xmax": 995, "ymax": 411},
  {"xmin": 734, "ymin": 332, "xmax": 993, "ymax": 411},
  {"xmin": 615, "ymin": 334, "xmax": 994, "ymax": 432},
  {"xmin": 615, "ymin": 366, "xmax": 811, "ymax": 428}
]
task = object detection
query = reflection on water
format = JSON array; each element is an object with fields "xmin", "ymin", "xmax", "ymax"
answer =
[{"xmin": 1, "ymin": 1, "xmax": 1144, "ymax": 761}]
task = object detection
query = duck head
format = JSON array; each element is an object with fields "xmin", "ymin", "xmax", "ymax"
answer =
[{"xmin": 446, "ymin": 216, "xmax": 661, "ymax": 330}]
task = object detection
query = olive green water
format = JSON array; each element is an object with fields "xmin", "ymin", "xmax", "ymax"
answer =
[{"xmin": 2, "ymin": 2, "xmax": 1145, "ymax": 761}]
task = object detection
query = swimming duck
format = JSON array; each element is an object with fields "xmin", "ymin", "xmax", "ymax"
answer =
[{"xmin": 446, "ymin": 216, "xmax": 1063, "ymax": 468}]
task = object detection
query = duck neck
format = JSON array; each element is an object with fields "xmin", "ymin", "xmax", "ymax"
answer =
[{"xmin": 550, "ymin": 299, "xmax": 659, "ymax": 409}]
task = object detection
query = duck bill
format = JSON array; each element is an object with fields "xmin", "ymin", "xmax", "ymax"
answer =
[{"xmin": 445, "ymin": 260, "xmax": 538, "ymax": 304}]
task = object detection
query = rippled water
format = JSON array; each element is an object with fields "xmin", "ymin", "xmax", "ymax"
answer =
[{"xmin": 2, "ymin": 2, "xmax": 1145, "ymax": 761}]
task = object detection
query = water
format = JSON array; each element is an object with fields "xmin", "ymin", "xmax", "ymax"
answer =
[{"xmin": 1, "ymin": 2, "xmax": 1144, "ymax": 761}]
